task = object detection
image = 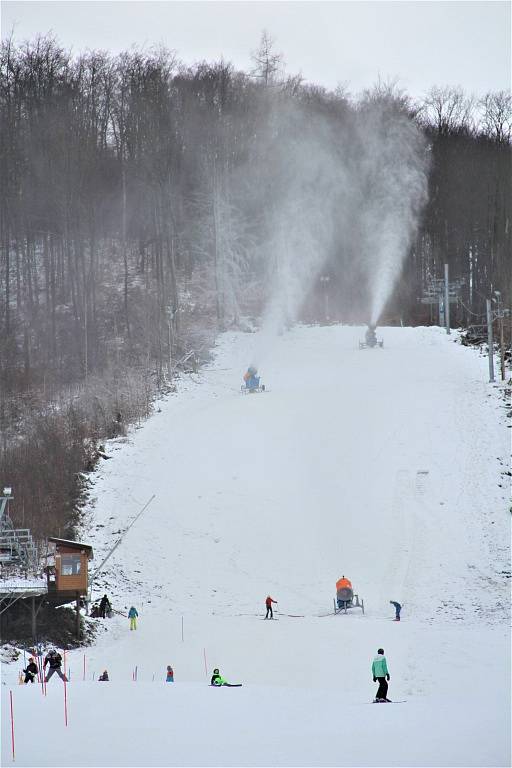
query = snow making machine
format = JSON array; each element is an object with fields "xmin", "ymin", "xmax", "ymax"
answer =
[
  {"xmin": 359, "ymin": 324, "xmax": 383, "ymax": 349},
  {"xmin": 241, "ymin": 366, "xmax": 266, "ymax": 394},
  {"xmin": 334, "ymin": 577, "xmax": 364, "ymax": 614}
]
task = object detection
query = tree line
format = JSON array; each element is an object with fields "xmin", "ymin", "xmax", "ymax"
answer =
[{"xmin": 0, "ymin": 32, "xmax": 510, "ymax": 542}]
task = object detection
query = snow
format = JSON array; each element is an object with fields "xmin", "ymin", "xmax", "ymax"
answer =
[
  {"xmin": 0, "ymin": 578, "xmax": 46, "ymax": 594},
  {"xmin": 2, "ymin": 325, "xmax": 510, "ymax": 767}
]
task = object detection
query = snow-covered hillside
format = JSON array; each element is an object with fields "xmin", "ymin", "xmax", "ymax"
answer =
[{"xmin": 2, "ymin": 325, "xmax": 510, "ymax": 767}]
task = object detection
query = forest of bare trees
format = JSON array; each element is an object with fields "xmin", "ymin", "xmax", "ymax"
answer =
[{"xmin": 0, "ymin": 33, "xmax": 510, "ymax": 543}]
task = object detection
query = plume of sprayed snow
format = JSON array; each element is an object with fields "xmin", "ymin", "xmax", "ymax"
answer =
[
  {"xmin": 356, "ymin": 101, "xmax": 429, "ymax": 326},
  {"xmin": 246, "ymin": 94, "xmax": 428, "ymax": 369}
]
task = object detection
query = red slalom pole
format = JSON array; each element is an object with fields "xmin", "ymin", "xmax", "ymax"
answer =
[{"xmin": 9, "ymin": 690, "xmax": 15, "ymax": 761}]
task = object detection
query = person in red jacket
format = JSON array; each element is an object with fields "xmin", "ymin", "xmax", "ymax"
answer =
[{"xmin": 265, "ymin": 595, "xmax": 277, "ymax": 619}]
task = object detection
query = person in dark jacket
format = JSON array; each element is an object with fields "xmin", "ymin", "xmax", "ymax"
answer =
[
  {"xmin": 99, "ymin": 594, "xmax": 110, "ymax": 619},
  {"xmin": 23, "ymin": 658, "xmax": 38, "ymax": 684},
  {"xmin": 371, "ymin": 648, "xmax": 391, "ymax": 702},
  {"xmin": 390, "ymin": 601, "xmax": 402, "ymax": 621},
  {"xmin": 44, "ymin": 649, "xmax": 68, "ymax": 683},
  {"xmin": 98, "ymin": 670, "xmax": 109, "ymax": 681}
]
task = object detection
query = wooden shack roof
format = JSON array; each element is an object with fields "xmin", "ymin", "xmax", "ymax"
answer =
[{"xmin": 48, "ymin": 537, "xmax": 94, "ymax": 559}]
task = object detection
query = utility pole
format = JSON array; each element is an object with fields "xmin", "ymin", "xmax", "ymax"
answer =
[
  {"xmin": 486, "ymin": 299, "xmax": 495, "ymax": 383},
  {"xmin": 444, "ymin": 264, "xmax": 450, "ymax": 334},
  {"xmin": 493, "ymin": 291, "xmax": 506, "ymax": 381},
  {"xmin": 320, "ymin": 276, "xmax": 330, "ymax": 322}
]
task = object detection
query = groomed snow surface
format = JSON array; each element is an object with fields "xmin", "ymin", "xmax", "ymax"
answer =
[{"xmin": 2, "ymin": 325, "xmax": 510, "ymax": 767}]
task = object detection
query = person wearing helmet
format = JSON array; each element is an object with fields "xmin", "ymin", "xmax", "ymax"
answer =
[
  {"xmin": 128, "ymin": 605, "xmax": 138, "ymax": 630},
  {"xmin": 210, "ymin": 668, "xmax": 227, "ymax": 686},
  {"xmin": 372, "ymin": 648, "xmax": 391, "ymax": 702},
  {"xmin": 265, "ymin": 595, "xmax": 277, "ymax": 619},
  {"xmin": 43, "ymin": 648, "xmax": 67, "ymax": 683},
  {"xmin": 23, "ymin": 657, "xmax": 38, "ymax": 684}
]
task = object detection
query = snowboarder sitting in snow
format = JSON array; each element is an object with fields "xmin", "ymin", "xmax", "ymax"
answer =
[
  {"xmin": 210, "ymin": 668, "xmax": 241, "ymax": 687},
  {"xmin": 390, "ymin": 600, "xmax": 402, "ymax": 621},
  {"xmin": 23, "ymin": 658, "xmax": 38, "ymax": 684},
  {"xmin": 43, "ymin": 649, "xmax": 68, "ymax": 683},
  {"xmin": 166, "ymin": 665, "xmax": 174, "ymax": 682},
  {"xmin": 265, "ymin": 595, "xmax": 277, "ymax": 619},
  {"xmin": 98, "ymin": 670, "xmax": 109, "ymax": 681},
  {"xmin": 211, "ymin": 668, "xmax": 227, "ymax": 686},
  {"xmin": 372, "ymin": 648, "xmax": 391, "ymax": 702},
  {"xmin": 243, "ymin": 366, "xmax": 260, "ymax": 391}
]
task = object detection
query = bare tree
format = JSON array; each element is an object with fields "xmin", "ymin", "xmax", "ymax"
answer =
[
  {"xmin": 479, "ymin": 91, "xmax": 512, "ymax": 144},
  {"xmin": 420, "ymin": 85, "xmax": 475, "ymax": 134},
  {"xmin": 250, "ymin": 30, "xmax": 284, "ymax": 86}
]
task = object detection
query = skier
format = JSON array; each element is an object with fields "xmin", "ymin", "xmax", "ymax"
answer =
[
  {"xmin": 166, "ymin": 665, "xmax": 174, "ymax": 682},
  {"xmin": 210, "ymin": 668, "xmax": 241, "ymax": 687},
  {"xmin": 43, "ymin": 648, "xmax": 68, "ymax": 683},
  {"xmin": 211, "ymin": 668, "xmax": 226, "ymax": 686},
  {"xmin": 99, "ymin": 594, "xmax": 110, "ymax": 619},
  {"xmin": 243, "ymin": 366, "xmax": 260, "ymax": 392},
  {"xmin": 128, "ymin": 606, "xmax": 138, "ymax": 630},
  {"xmin": 265, "ymin": 595, "xmax": 277, "ymax": 619},
  {"xmin": 372, "ymin": 648, "xmax": 391, "ymax": 702},
  {"xmin": 390, "ymin": 600, "xmax": 402, "ymax": 621},
  {"xmin": 98, "ymin": 670, "xmax": 109, "ymax": 681},
  {"xmin": 23, "ymin": 657, "xmax": 38, "ymax": 684}
]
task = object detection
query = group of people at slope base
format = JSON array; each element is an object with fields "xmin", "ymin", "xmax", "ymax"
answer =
[
  {"xmin": 95, "ymin": 666, "xmax": 173, "ymax": 682},
  {"xmin": 21, "ymin": 650, "xmax": 393, "ymax": 701},
  {"xmin": 23, "ymin": 649, "xmax": 69, "ymax": 684},
  {"xmin": 90, "ymin": 594, "xmax": 113, "ymax": 619}
]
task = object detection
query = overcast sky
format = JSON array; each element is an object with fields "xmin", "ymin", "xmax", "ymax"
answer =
[{"xmin": 2, "ymin": 1, "xmax": 510, "ymax": 98}]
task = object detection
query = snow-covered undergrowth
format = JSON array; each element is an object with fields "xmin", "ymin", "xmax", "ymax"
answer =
[{"xmin": 2, "ymin": 325, "xmax": 510, "ymax": 767}]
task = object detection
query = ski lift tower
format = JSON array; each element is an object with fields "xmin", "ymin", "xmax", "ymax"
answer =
[{"xmin": 418, "ymin": 265, "xmax": 464, "ymax": 332}]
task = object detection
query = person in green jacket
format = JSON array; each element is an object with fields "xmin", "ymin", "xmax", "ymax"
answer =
[
  {"xmin": 372, "ymin": 648, "xmax": 391, "ymax": 702},
  {"xmin": 210, "ymin": 668, "xmax": 226, "ymax": 686},
  {"xmin": 210, "ymin": 668, "xmax": 242, "ymax": 687}
]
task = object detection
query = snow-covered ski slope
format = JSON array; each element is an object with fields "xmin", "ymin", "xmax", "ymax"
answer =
[{"xmin": 2, "ymin": 325, "xmax": 510, "ymax": 767}]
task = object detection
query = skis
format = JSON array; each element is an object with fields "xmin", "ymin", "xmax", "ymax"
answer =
[
  {"xmin": 371, "ymin": 699, "xmax": 407, "ymax": 704},
  {"xmin": 210, "ymin": 684, "xmax": 242, "ymax": 688}
]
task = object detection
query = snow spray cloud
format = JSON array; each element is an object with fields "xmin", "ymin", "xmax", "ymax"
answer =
[
  {"xmin": 252, "ymin": 99, "xmax": 353, "ymax": 362},
  {"xmin": 355, "ymin": 101, "xmax": 429, "ymax": 326},
  {"xmin": 244, "ymin": 91, "xmax": 428, "ymax": 369}
]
